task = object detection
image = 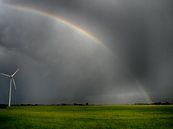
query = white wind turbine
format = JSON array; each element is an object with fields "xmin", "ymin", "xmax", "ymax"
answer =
[{"xmin": 0, "ymin": 69, "xmax": 19, "ymax": 107}]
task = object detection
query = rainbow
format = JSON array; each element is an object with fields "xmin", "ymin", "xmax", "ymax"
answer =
[
  {"xmin": 4, "ymin": 4, "xmax": 101, "ymax": 44},
  {"xmin": 2, "ymin": 3, "xmax": 152, "ymax": 104}
]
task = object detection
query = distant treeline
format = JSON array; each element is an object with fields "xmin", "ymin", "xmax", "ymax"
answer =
[
  {"xmin": 0, "ymin": 103, "xmax": 89, "ymax": 108},
  {"xmin": 135, "ymin": 102, "xmax": 173, "ymax": 105},
  {"xmin": 1, "ymin": 102, "xmax": 173, "ymax": 108}
]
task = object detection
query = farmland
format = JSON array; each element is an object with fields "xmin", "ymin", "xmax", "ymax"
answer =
[{"xmin": 0, "ymin": 105, "xmax": 173, "ymax": 129}]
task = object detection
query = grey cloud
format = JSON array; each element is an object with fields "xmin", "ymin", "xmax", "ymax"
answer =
[{"xmin": 0, "ymin": 0, "xmax": 173, "ymax": 104}]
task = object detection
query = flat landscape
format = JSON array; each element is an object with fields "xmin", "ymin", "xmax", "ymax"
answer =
[{"xmin": 0, "ymin": 105, "xmax": 173, "ymax": 129}]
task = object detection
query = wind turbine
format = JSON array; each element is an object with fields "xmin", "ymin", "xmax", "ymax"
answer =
[{"xmin": 0, "ymin": 69, "xmax": 19, "ymax": 107}]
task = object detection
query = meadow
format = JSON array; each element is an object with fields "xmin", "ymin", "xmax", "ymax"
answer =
[{"xmin": 0, "ymin": 105, "xmax": 172, "ymax": 129}]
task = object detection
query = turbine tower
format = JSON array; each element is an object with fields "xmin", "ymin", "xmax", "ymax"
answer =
[{"xmin": 0, "ymin": 69, "xmax": 19, "ymax": 107}]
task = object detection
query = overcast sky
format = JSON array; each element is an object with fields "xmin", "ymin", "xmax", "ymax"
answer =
[{"xmin": 0, "ymin": 0, "xmax": 173, "ymax": 104}]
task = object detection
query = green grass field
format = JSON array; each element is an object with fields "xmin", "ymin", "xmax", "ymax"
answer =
[{"xmin": 0, "ymin": 105, "xmax": 173, "ymax": 129}]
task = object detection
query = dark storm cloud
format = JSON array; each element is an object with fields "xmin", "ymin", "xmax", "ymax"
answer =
[{"xmin": 0, "ymin": 0, "xmax": 173, "ymax": 104}]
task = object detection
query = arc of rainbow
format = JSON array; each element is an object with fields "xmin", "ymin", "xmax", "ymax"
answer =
[
  {"xmin": 2, "ymin": 3, "xmax": 153, "ymax": 103},
  {"xmin": 4, "ymin": 4, "xmax": 101, "ymax": 44}
]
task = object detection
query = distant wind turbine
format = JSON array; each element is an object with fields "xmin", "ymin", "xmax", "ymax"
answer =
[{"xmin": 0, "ymin": 69, "xmax": 19, "ymax": 107}]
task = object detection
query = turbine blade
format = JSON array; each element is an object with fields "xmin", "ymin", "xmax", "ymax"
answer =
[
  {"xmin": 12, "ymin": 68, "xmax": 20, "ymax": 77},
  {"xmin": 0, "ymin": 73, "xmax": 10, "ymax": 77},
  {"xmin": 12, "ymin": 79, "xmax": 16, "ymax": 90}
]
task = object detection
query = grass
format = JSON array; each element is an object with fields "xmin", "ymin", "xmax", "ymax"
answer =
[{"xmin": 0, "ymin": 105, "xmax": 173, "ymax": 129}]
